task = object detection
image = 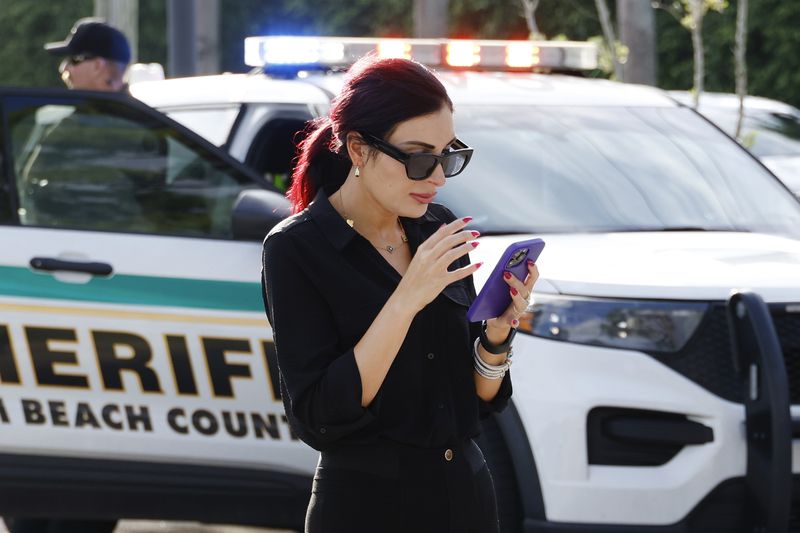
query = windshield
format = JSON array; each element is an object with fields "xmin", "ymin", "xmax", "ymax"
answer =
[{"xmin": 439, "ymin": 105, "xmax": 800, "ymax": 237}]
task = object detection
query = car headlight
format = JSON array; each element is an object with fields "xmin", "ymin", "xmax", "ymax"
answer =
[{"xmin": 517, "ymin": 294, "xmax": 709, "ymax": 353}]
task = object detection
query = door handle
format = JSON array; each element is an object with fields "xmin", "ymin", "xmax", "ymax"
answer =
[{"xmin": 30, "ymin": 257, "xmax": 113, "ymax": 277}]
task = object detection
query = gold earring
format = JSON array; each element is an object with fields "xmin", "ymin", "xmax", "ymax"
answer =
[{"xmin": 354, "ymin": 166, "xmax": 360, "ymax": 178}]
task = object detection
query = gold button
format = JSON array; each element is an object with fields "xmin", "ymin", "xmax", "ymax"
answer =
[{"xmin": 444, "ymin": 448, "xmax": 454, "ymax": 461}]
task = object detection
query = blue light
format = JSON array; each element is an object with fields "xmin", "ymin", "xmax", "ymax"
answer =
[{"xmin": 244, "ymin": 37, "xmax": 345, "ymax": 67}]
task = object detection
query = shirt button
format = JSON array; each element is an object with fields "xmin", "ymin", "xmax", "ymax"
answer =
[
  {"xmin": 319, "ymin": 427, "xmax": 327, "ymax": 434},
  {"xmin": 444, "ymin": 449, "xmax": 454, "ymax": 461},
  {"xmin": 427, "ymin": 352, "xmax": 435, "ymax": 360}
]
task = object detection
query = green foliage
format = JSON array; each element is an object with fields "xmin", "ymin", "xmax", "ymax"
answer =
[
  {"xmin": 138, "ymin": 0, "xmax": 167, "ymax": 66},
  {"xmin": 449, "ymin": 0, "xmax": 528, "ymax": 39},
  {"xmin": 654, "ymin": 0, "xmax": 728, "ymax": 29},
  {"xmin": 0, "ymin": 0, "xmax": 92, "ymax": 88},
  {"xmin": 657, "ymin": 0, "xmax": 800, "ymax": 109}
]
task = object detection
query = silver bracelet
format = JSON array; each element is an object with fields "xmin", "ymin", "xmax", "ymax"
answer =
[{"xmin": 473, "ymin": 337, "xmax": 512, "ymax": 380}]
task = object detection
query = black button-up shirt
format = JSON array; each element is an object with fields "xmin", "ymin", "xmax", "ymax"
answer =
[{"xmin": 261, "ymin": 191, "xmax": 512, "ymax": 451}]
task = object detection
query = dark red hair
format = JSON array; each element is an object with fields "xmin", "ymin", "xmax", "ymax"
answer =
[{"xmin": 287, "ymin": 55, "xmax": 453, "ymax": 213}]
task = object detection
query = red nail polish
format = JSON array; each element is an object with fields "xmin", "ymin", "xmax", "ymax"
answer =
[
  {"xmin": 471, "ymin": 231, "xmax": 480, "ymax": 238},
  {"xmin": 512, "ymin": 319, "xmax": 520, "ymax": 327},
  {"xmin": 503, "ymin": 272, "xmax": 512, "ymax": 280},
  {"xmin": 471, "ymin": 242, "xmax": 479, "ymax": 248},
  {"xmin": 475, "ymin": 262, "xmax": 483, "ymax": 269},
  {"xmin": 510, "ymin": 287, "xmax": 518, "ymax": 296},
  {"xmin": 462, "ymin": 216, "xmax": 473, "ymax": 223},
  {"xmin": 527, "ymin": 259, "xmax": 535, "ymax": 266}
]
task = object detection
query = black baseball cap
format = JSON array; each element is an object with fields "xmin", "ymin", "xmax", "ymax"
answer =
[{"xmin": 45, "ymin": 18, "xmax": 131, "ymax": 65}]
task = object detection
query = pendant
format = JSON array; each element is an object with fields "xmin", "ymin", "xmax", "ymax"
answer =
[
  {"xmin": 386, "ymin": 245, "xmax": 395, "ymax": 253},
  {"xmin": 346, "ymin": 218, "xmax": 354, "ymax": 228}
]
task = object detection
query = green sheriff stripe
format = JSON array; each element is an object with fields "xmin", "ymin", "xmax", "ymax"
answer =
[{"xmin": 0, "ymin": 265, "xmax": 262, "ymax": 312}]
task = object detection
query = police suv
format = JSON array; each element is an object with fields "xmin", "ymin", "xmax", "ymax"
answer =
[{"xmin": 3, "ymin": 36, "xmax": 800, "ymax": 533}]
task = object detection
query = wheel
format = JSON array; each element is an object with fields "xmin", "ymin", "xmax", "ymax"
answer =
[
  {"xmin": 477, "ymin": 416, "xmax": 524, "ymax": 533},
  {"xmin": 5, "ymin": 518, "xmax": 118, "ymax": 533}
]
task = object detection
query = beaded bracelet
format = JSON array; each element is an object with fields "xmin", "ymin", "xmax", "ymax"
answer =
[{"xmin": 473, "ymin": 337, "xmax": 512, "ymax": 380}]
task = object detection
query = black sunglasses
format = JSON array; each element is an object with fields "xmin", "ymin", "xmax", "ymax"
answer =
[
  {"xmin": 359, "ymin": 131, "xmax": 473, "ymax": 180},
  {"xmin": 67, "ymin": 54, "xmax": 97, "ymax": 65}
]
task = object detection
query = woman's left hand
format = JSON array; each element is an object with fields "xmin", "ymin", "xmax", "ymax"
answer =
[{"xmin": 486, "ymin": 259, "xmax": 539, "ymax": 334}]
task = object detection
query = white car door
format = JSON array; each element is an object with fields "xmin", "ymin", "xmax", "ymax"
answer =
[{"xmin": 0, "ymin": 90, "xmax": 316, "ymax": 477}]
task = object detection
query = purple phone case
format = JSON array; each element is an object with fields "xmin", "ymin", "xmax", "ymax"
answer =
[{"xmin": 467, "ymin": 238, "xmax": 545, "ymax": 322}]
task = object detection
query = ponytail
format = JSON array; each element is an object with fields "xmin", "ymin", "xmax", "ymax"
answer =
[{"xmin": 288, "ymin": 117, "xmax": 351, "ymax": 213}]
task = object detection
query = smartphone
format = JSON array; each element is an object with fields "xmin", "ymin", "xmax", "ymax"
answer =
[{"xmin": 467, "ymin": 238, "xmax": 545, "ymax": 322}]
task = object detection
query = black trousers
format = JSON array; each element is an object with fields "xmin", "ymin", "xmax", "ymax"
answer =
[{"xmin": 306, "ymin": 439, "xmax": 500, "ymax": 533}]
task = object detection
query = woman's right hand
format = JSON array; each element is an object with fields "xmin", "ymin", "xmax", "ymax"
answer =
[{"xmin": 394, "ymin": 216, "xmax": 482, "ymax": 314}]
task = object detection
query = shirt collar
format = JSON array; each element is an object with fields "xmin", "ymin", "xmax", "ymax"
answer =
[
  {"xmin": 309, "ymin": 188, "xmax": 447, "ymax": 251},
  {"xmin": 309, "ymin": 189, "xmax": 356, "ymax": 251}
]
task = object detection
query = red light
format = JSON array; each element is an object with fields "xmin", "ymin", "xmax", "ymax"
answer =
[
  {"xmin": 446, "ymin": 41, "xmax": 481, "ymax": 67},
  {"xmin": 377, "ymin": 40, "xmax": 412, "ymax": 59},
  {"xmin": 506, "ymin": 42, "xmax": 540, "ymax": 68}
]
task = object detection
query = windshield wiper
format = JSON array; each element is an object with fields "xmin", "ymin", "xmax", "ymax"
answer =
[{"xmin": 617, "ymin": 226, "xmax": 747, "ymax": 233}]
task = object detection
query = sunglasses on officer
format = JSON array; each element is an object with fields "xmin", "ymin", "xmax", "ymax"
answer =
[
  {"xmin": 359, "ymin": 131, "xmax": 474, "ymax": 180},
  {"xmin": 66, "ymin": 54, "xmax": 97, "ymax": 65}
]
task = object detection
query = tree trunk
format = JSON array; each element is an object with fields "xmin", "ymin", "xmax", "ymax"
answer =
[
  {"xmin": 734, "ymin": 0, "xmax": 749, "ymax": 140},
  {"xmin": 690, "ymin": 0, "xmax": 705, "ymax": 108},
  {"xmin": 617, "ymin": 0, "xmax": 657, "ymax": 85},
  {"xmin": 195, "ymin": 0, "xmax": 220, "ymax": 75},
  {"xmin": 519, "ymin": 0, "xmax": 541, "ymax": 38},
  {"xmin": 413, "ymin": 0, "xmax": 449, "ymax": 38},
  {"xmin": 94, "ymin": 0, "xmax": 139, "ymax": 63},
  {"xmin": 167, "ymin": 0, "xmax": 195, "ymax": 77},
  {"xmin": 595, "ymin": 0, "xmax": 623, "ymax": 81}
]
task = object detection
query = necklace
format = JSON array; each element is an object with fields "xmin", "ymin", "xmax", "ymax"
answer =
[
  {"xmin": 339, "ymin": 187, "xmax": 355, "ymax": 228},
  {"xmin": 383, "ymin": 219, "xmax": 409, "ymax": 254},
  {"xmin": 338, "ymin": 187, "xmax": 408, "ymax": 254}
]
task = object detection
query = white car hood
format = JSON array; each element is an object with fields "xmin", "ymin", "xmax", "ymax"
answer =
[{"xmin": 474, "ymin": 231, "xmax": 800, "ymax": 302}]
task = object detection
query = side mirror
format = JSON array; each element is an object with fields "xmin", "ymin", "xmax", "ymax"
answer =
[{"xmin": 231, "ymin": 189, "xmax": 291, "ymax": 241}]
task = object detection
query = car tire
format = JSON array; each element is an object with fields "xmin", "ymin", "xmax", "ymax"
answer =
[
  {"xmin": 477, "ymin": 416, "xmax": 524, "ymax": 533},
  {"xmin": 5, "ymin": 518, "xmax": 118, "ymax": 533}
]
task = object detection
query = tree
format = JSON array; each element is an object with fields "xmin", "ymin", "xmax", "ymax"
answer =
[
  {"xmin": 0, "ymin": 0, "xmax": 92, "ymax": 88},
  {"xmin": 654, "ymin": 0, "xmax": 728, "ymax": 106},
  {"xmin": 518, "ymin": 0, "xmax": 542, "ymax": 38},
  {"xmin": 617, "ymin": 0, "xmax": 657, "ymax": 85},
  {"xmin": 595, "ymin": 0, "xmax": 623, "ymax": 80},
  {"xmin": 733, "ymin": 0, "xmax": 748, "ymax": 139},
  {"xmin": 414, "ymin": 0, "xmax": 448, "ymax": 38}
]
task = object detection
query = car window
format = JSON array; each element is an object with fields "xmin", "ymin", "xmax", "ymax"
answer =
[
  {"xmin": 729, "ymin": 112, "xmax": 800, "ymax": 158},
  {"xmin": 244, "ymin": 116, "xmax": 310, "ymax": 192},
  {"xmin": 442, "ymin": 105, "xmax": 800, "ymax": 238},
  {"xmin": 0, "ymin": 117, "xmax": 12, "ymax": 224},
  {"xmin": 5, "ymin": 95, "xmax": 256, "ymax": 239},
  {"xmin": 161, "ymin": 106, "xmax": 241, "ymax": 146}
]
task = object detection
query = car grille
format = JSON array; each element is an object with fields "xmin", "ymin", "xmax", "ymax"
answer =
[{"xmin": 647, "ymin": 303, "xmax": 800, "ymax": 404}]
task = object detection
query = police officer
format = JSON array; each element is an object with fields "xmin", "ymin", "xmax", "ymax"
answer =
[{"xmin": 44, "ymin": 18, "xmax": 131, "ymax": 93}]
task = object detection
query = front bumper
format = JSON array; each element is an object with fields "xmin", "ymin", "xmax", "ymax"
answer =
[{"xmin": 508, "ymin": 291, "xmax": 797, "ymax": 531}]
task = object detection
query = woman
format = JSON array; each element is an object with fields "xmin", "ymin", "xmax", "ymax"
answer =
[{"xmin": 261, "ymin": 55, "xmax": 538, "ymax": 533}]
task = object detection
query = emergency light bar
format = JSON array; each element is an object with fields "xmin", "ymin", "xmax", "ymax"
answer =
[{"xmin": 244, "ymin": 36, "xmax": 598, "ymax": 73}]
